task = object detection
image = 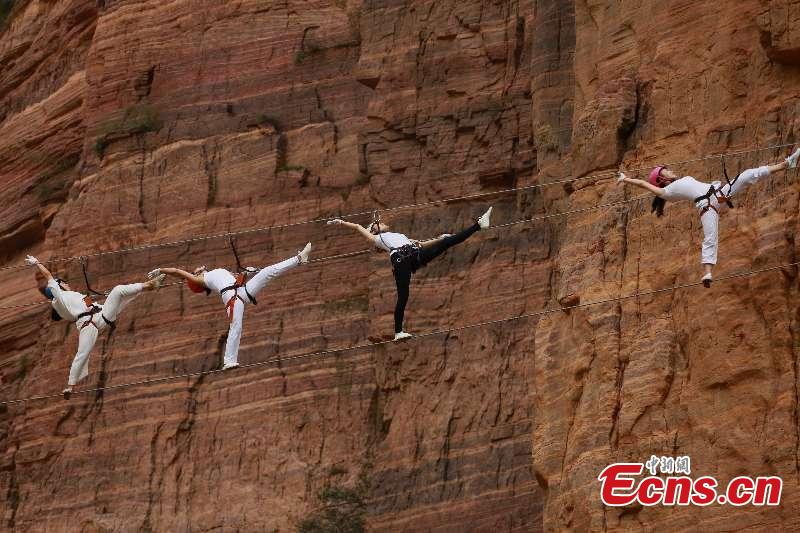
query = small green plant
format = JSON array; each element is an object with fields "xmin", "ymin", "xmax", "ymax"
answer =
[
  {"xmin": 0, "ymin": 0, "xmax": 15, "ymax": 29},
  {"xmin": 94, "ymin": 104, "xmax": 162, "ymax": 158},
  {"xmin": 256, "ymin": 114, "xmax": 282, "ymax": 130},
  {"xmin": 35, "ymin": 154, "xmax": 80, "ymax": 200},
  {"xmin": 35, "ymin": 180, "xmax": 64, "ymax": 201},
  {"xmin": 339, "ymin": 185, "xmax": 353, "ymax": 202},
  {"xmin": 354, "ymin": 172, "xmax": 370, "ymax": 186},
  {"xmin": 296, "ymin": 483, "xmax": 367, "ymax": 533},
  {"xmin": 295, "ymin": 42, "xmax": 323, "ymax": 65},
  {"xmin": 329, "ymin": 464, "xmax": 348, "ymax": 477},
  {"xmin": 278, "ymin": 164, "xmax": 305, "ymax": 172},
  {"xmin": 14, "ymin": 354, "xmax": 31, "ymax": 382},
  {"xmin": 94, "ymin": 137, "xmax": 110, "ymax": 157},
  {"xmin": 48, "ymin": 154, "xmax": 80, "ymax": 176}
]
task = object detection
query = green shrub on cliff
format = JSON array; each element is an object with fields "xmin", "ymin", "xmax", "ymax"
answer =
[
  {"xmin": 36, "ymin": 153, "xmax": 80, "ymax": 201},
  {"xmin": 0, "ymin": 0, "xmax": 14, "ymax": 29},
  {"xmin": 296, "ymin": 481, "xmax": 367, "ymax": 532},
  {"xmin": 94, "ymin": 104, "xmax": 162, "ymax": 158},
  {"xmin": 278, "ymin": 164, "xmax": 305, "ymax": 172}
]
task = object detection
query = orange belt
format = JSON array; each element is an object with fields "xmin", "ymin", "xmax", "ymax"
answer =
[
  {"xmin": 696, "ymin": 185, "xmax": 732, "ymax": 218},
  {"xmin": 222, "ymin": 273, "xmax": 252, "ymax": 322},
  {"xmin": 225, "ymin": 293, "xmax": 248, "ymax": 322}
]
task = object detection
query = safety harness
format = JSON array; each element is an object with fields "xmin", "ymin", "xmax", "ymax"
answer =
[
  {"xmin": 694, "ymin": 156, "xmax": 738, "ymax": 216},
  {"xmin": 76, "ymin": 295, "xmax": 116, "ymax": 332},
  {"xmin": 220, "ymin": 272, "xmax": 257, "ymax": 322},
  {"xmin": 372, "ymin": 211, "xmax": 421, "ymax": 269}
]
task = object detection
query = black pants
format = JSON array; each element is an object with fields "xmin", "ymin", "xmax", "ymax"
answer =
[{"xmin": 391, "ymin": 222, "xmax": 480, "ymax": 333}]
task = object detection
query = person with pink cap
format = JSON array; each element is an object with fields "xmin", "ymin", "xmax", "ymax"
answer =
[{"xmin": 617, "ymin": 148, "xmax": 800, "ymax": 287}]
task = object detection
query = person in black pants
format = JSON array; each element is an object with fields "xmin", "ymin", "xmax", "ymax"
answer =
[{"xmin": 329, "ymin": 207, "xmax": 492, "ymax": 340}]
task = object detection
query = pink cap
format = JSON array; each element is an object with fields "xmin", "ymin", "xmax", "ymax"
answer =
[{"xmin": 649, "ymin": 166, "xmax": 666, "ymax": 186}]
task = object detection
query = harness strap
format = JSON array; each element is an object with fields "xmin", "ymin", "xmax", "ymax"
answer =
[
  {"xmin": 77, "ymin": 300, "xmax": 102, "ymax": 330},
  {"xmin": 101, "ymin": 314, "xmax": 116, "ymax": 330},
  {"xmin": 220, "ymin": 273, "xmax": 257, "ymax": 322},
  {"xmin": 391, "ymin": 243, "xmax": 422, "ymax": 269},
  {"xmin": 720, "ymin": 156, "xmax": 738, "ymax": 206},
  {"xmin": 244, "ymin": 286, "xmax": 257, "ymax": 306},
  {"xmin": 699, "ymin": 203, "xmax": 719, "ymax": 217},
  {"xmin": 694, "ymin": 185, "xmax": 734, "ymax": 216}
]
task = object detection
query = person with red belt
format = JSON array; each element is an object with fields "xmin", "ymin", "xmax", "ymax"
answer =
[{"xmin": 149, "ymin": 242, "xmax": 311, "ymax": 370}]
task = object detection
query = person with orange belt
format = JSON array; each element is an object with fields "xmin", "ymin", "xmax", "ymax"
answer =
[{"xmin": 149, "ymin": 243, "xmax": 311, "ymax": 370}]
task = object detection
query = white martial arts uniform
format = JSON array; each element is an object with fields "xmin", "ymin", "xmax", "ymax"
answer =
[
  {"xmin": 47, "ymin": 279, "xmax": 145, "ymax": 386},
  {"xmin": 202, "ymin": 255, "xmax": 301, "ymax": 367},
  {"xmin": 661, "ymin": 166, "xmax": 770, "ymax": 265}
]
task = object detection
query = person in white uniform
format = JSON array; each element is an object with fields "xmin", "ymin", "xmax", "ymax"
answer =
[
  {"xmin": 150, "ymin": 243, "xmax": 312, "ymax": 370},
  {"xmin": 618, "ymin": 148, "xmax": 800, "ymax": 286},
  {"xmin": 329, "ymin": 207, "xmax": 492, "ymax": 340},
  {"xmin": 25, "ymin": 255, "xmax": 166, "ymax": 398}
]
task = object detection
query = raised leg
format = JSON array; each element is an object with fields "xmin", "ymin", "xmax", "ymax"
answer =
[
  {"xmin": 417, "ymin": 222, "xmax": 480, "ymax": 268},
  {"xmin": 726, "ymin": 166, "xmax": 771, "ymax": 197},
  {"xmin": 245, "ymin": 256, "xmax": 301, "ymax": 297},
  {"xmin": 101, "ymin": 283, "xmax": 145, "ymax": 322}
]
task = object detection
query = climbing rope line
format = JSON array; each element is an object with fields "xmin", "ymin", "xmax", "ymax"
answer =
[
  {"xmin": 6, "ymin": 147, "xmax": 800, "ymax": 312},
  {"xmin": 0, "ymin": 193, "xmax": 654, "ymax": 311},
  {"xmin": 2, "ymin": 258, "xmax": 796, "ymax": 406},
  {"xmin": 0, "ymin": 142, "xmax": 794, "ymax": 274}
]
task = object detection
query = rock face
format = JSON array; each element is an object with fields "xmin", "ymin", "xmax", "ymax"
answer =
[{"xmin": 0, "ymin": 0, "xmax": 799, "ymax": 531}]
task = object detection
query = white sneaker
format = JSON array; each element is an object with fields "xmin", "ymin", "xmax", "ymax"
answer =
[
  {"xmin": 701, "ymin": 273, "xmax": 713, "ymax": 288},
  {"xmin": 787, "ymin": 148, "xmax": 800, "ymax": 169},
  {"xmin": 477, "ymin": 206, "xmax": 493, "ymax": 229},
  {"xmin": 222, "ymin": 362, "xmax": 240, "ymax": 370},
  {"xmin": 298, "ymin": 242, "xmax": 312, "ymax": 264},
  {"xmin": 393, "ymin": 331, "xmax": 412, "ymax": 341}
]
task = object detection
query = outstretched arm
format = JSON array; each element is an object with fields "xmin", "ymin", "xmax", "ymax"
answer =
[
  {"xmin": 618, "ymin": 172, "xmax": 667, "ymax": 198},
  {"xmin": 154, "ymin": 267, "xmax": 206, "ymax": 287},
  {"xmin": 25, "ymin": 255, "xmax": 54, "ymax": 281},
  {"xmin": 328, "ymin": 219, "xmax": 376, "ymax": 245}
]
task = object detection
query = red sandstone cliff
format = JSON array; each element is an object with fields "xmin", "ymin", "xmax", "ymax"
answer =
[{"xmin": 0, "ymin": 0, "xmax": 799, "ymax": 531}]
